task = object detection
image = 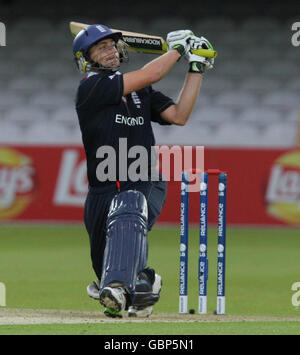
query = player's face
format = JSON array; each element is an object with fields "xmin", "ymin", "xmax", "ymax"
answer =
[{"xmin": 89, "ymin": 38, "xmax": 120, "ymax": 68}]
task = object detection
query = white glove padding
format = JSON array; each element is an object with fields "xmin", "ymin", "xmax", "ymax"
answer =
[
  {"xmin": 186, "ymin": 35, "xmax": 214, "ymax": 70},
  {"xmin": 166, "ymin": 30, "xmax": 193, "ymax": 56}
]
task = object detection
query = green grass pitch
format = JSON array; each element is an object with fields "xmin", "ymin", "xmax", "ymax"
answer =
[{"xmin": 0, "ymin": 224, "xmax": 300, "ymax": 335}]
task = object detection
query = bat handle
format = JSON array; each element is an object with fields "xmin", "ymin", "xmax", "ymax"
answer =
[{"xmin": 191, "ymin": 48, "xmax": 217, "ymax": 58}]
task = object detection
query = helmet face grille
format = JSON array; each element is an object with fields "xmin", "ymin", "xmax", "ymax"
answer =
[
  {"xmin": 72, "ymin": 25, "xmax": 125, "ymax": 73},
  {"xmin": 85, "ymin": 32, "xmax": 123, "ymax": 58}
]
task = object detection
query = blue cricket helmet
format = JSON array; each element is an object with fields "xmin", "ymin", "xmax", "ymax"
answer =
[
  {"xmin": 72, "ymin": 24, "xmax": 122, "ymax": 57},
  {"xmin": 72, "ymin": 24, "xmax": 125, "ymax": 73}
]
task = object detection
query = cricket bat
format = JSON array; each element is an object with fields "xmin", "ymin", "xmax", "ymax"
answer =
[{"xmin": 69, "ymin": 21, "xmax": 217, "ymax": 58}]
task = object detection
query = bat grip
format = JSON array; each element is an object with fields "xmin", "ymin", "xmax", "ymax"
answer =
[{"xmin": 191, "ymin": 48, "xmax": 217, "ymax": 58}]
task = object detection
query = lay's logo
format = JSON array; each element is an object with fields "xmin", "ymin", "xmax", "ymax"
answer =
[
  {"xmin": 266, "ymin": 150, "xmax": 300, "ymax": 225},
  {"xmin": 0, "ymin": 148, "xmax": 35, "ymax": 219}
]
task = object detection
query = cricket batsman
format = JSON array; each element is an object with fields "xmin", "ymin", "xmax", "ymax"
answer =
[{"xmin": 72, "ymin": 24, "xmax": 214, "ymax": 318}]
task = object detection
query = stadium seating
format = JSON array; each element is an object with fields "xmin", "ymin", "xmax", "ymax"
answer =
[
  {"xmin": 50, "ymin": 107, "xmax": 80, "ymax": 131},
  {"xmin": 4, "ymin": 107, "xmax": 48, "ymax": 128}
]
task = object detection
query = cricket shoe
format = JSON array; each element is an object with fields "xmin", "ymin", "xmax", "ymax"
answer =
[
  {"xmin": 128, "ymin": 272, "xmax": 162, "ymax": 318},
  {"xmin": 99, "ymin": 286, "xmax": 127, "ymax": 315},
  {"xmin": 87, "ymin": 281, "xmax": 123, "ymax": 318},
  {"xmin": 86, "ymin": 280, "xmax": 100, "ymax": 300}
]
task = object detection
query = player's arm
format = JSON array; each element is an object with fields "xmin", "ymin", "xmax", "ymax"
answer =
[
  {"xmin": 160, "ymin": 73, "xmax": 203, "ymax": 126},
  {"xmin": 123, "ymin": 30, "xmax": 192, "ymax": 96},
  {"xmin": 160, "ymin": 35, "xmax": 215, "ymax": 126},
  {"xmin": 123, "ymin": 51, "xmax": 180, "ymax": 95}
]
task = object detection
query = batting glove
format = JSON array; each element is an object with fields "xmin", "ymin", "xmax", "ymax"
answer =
[
  {"xmin": 166, "ymin": 30, "xmax": 193, "ymax": 59},
  {"xmin": 185, "ymin": 35, "xmax": 215, "ymax": 73}
]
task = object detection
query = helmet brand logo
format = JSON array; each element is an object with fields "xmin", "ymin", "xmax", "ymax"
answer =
[{"xmin": 96, "ymin": 25, "xmax": 107, "ymax": 33}]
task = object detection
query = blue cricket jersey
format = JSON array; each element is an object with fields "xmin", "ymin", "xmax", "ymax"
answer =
[{"xmin": 75, "ymin": 71, "xmax": 174, "ymax": 190}]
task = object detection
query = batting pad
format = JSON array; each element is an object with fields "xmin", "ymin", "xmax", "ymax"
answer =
[{"xmin": 100, "ymin": 190, "xmax": 148, "ymax": 294}]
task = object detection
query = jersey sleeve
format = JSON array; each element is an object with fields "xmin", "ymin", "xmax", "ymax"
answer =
[
  {"xmin": 149, "ymin": 87, "xmax": 175, "ymax": 125},
  {"xmin": 76, "ymin": 73, "xmax": 124, "ymax": 111}
]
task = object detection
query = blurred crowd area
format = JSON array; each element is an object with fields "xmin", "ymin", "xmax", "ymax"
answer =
[{"xmin": 0, "ymin": 0, "xmax": 299, "ymax": 147}]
